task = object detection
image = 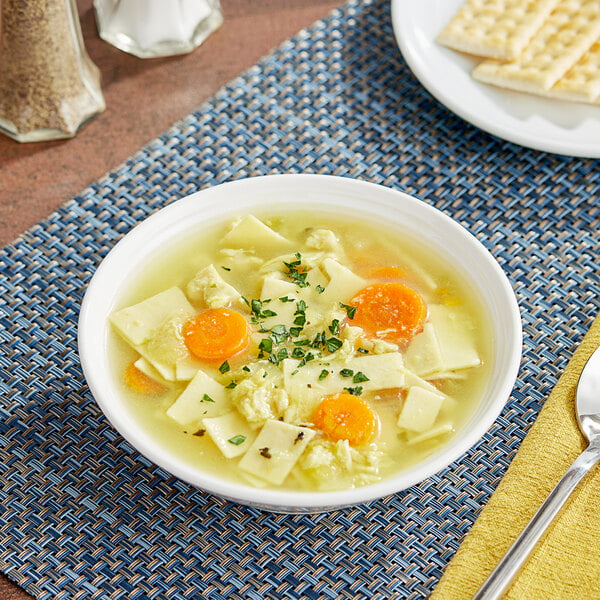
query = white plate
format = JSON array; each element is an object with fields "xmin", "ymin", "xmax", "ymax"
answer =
[{"xmin": 391, "ymin": 0, "xmax": 600, "ymax": 157}]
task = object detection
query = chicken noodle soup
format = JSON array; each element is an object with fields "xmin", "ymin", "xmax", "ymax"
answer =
[{"xmin": 108, "ymin": 212, "xmax": 492, "ymax": 491}]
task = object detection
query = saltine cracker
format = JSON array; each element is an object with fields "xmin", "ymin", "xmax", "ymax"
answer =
[
  {"xmin": 545, "ymin": 39, "xmax": 600, "ymax": 102},
  {"xmin": 472, "ymin": 0, "xmax": 600, "ymax": 94},
  {"xmin": 436, "ymin": 0, "xmax": 561, "ymax": 60}
]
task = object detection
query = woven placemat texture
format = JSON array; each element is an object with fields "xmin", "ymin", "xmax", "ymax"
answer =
[{"xmin": 1, "ymin": 0, "xmax": 599, "ymax": 598}]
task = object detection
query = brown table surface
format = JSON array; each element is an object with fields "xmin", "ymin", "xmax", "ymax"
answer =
[{"xmin": 0, "ymin": 0, "xmax": 339, "ymax": 598}]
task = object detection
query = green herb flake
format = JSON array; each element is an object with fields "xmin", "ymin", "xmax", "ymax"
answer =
[
  {"xmin": 284, "ymin": 254, "xmax": 310, "ymax": 288},
  {"xmin": 353, "ymin": 371, "xmax": 369, "ymax": 384},
  {"xmin": 344, "ymin": 386, "xmax": 363, "ymax": 396},
  {"xmin": 326, "ymin": 337, "xmax": 343, "ymax": 353},
  {"xmin": 328, "ymin": 319, "xmax": 341, "ymax": 336},
  {"xmin": 340, "ymin": 303, "xmax": 358, "ymax": 319},
  {"xmin": 318, "ymin": 369, "xmax": 329, "ymax": 381},
  {"xmin": 242, "ymin": 366, "xmax": 251, "ymax": 372},
  {"xmin": 225, "ymin": 381, "xmax": 238, "ymax": 389},
  {"xmin": 297, "ymin": 352, "xmax": 318, "ymax": 368},
  {"xmin": 279, "ymin": 296, "xmax": 295, "ymax": 303},
  {"xmin": 228, "ymin": 435, "xmax": 246, "ymax": 445},
  {"xmin": 290, "ymin": 326, "xmax": 303, "ymax": 337},
  {"xmin": 316, "ymin": 285, "xmax": 325, "ymax": 294},
  {"xmin": 357, "ymin": 347, "xmax": 369, "ymax": 354},
  {"xmin": 201, "ymin": 394, "xmax": 215, "ymax": 403},
  {"xmin": 221, "ymin": 266, "xmax": 231, "ymax": 271},
  {"xmin": 269, "ymin": 324, "xmax": 289, "ymax": 344},
  {"xmin": 340, "ymin": 368, "xmax": 354, "ymax": 378},
  {"xmin": 310, "ymin": 331, "xmax": 326, "ymax": 349},
  {"xmin": 269, "ymin": 348, "xmax": 289, "ymax": 365},
  {"xmin": 293, "ymin": 314, "xmax": 306, "ymax": 327},
  {"xmin": 258, "ymin": 338, "xmax": 273, "ymax": 358},
  {"xmin": 219, "ymin": 360, "xmax": 230, "ymax": 374},
  {"xmin": 292, "ymin": 347, "xmax": 306, "ymax": 359},
  {"xmin": 250, "ymin": 298, "xmax": 278, "ymax": 321}
]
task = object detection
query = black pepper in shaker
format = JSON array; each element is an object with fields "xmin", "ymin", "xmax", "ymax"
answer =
[{"xmin": 0, "ymin": 0, "xmax": 105, "ymax": 142}]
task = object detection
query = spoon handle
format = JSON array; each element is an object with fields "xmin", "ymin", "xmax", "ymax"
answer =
[{"xmin": 471, "ymin": 437, "xmax": 600, "ymax": 600}]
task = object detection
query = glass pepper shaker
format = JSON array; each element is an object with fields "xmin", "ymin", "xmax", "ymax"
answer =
[
  {"xmin": 0, "ymin": 0, "xmax": 106, "ymax": 143},
  {"xmin": 94, "ymin": 0, "xmax": 223, "ymax": 59}
]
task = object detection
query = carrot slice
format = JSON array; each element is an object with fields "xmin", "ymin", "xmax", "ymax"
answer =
[
  {"xmin": 313, "ymin": 393, "xmax": 379, "ymax": 446},
  {"xmin": 124, "ymin": 361, "xmax": 165, "ymax": 395},
  {"xmin": 183, "ymin": 308, "xmax": 250, "ymax": 361},
  {"xmin": 349, "ymin": 282, "xmax": 427, "ymax": 343},
  {"xmin": 369, "ymin": 266, "xmax": 406, "ymax": 280}
]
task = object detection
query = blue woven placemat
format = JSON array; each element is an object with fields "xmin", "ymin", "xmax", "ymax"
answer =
[{"xmin": 1, "ymin": 1, "xmax": 599, "ymax": 598}]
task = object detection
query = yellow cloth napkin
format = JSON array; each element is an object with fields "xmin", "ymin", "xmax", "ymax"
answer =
[{"xmin": 430, "ymin": 315, "xmax": 600, "ymax": 600}]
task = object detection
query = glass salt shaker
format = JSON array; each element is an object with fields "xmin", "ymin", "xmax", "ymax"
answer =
[
  {"xmin": 0, "ymin": 0, "xmax": 105, "ymax": 143},
  {"xmin": 94, "ymin": 0, "xmax": 223, "ymax": 58}
]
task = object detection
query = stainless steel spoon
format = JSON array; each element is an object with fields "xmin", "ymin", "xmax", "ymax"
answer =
[{"xmin": 471, "ymin": 345, "xmax": 600, "ymax": 600}]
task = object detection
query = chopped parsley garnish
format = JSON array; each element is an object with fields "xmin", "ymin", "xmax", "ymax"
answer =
[
  {"xmin": 293, "ymin": 313, "xmax": 306, "ymax": 327},
  {"xmin": 225, "ymin": 381, "xmax": 238, "ymax": 389},
  {"xmin": 297, "ymin": 351, "xmax": 318, "ymax": 368},
  {"xmin": 201, "ymin": 394, "xmax": 215, "ymax": 403},
  {"xmin": 328, "ymin": 319, "xmax": 341, "ymax": 335},
  {"xmin": 219, "ymin": 360, "xmax": 230, "ymax": 374},
  {"xmin": 318, "ymin": 369, "xmax": 329, "ymax": 381},
  {"xmin": 340, "ymin": 368, "xmax": 354, "ymax": 378},
  {"xmin": 228, "ymin": 435, "xmax": 246, "ymax": 445},
  {"xmin": 344, "ymin": 386, "xmax": 363, "ymax": 396},
  {"xmin": 357, "ymin": 347, "xmax": 369, "ymax": 354},
  {"xmin": 249, "ymin": 263, "xmax": 351, "ymax": 378},
  {"xmin": 325, "ymin": 337, "xmax": 343, "ymax": 353},
  {"xmin": 353, "ymin": 371, "xmax": 369, "ymax": 384},
  {"xmin": 268, "ymin": 348, "xmax": 289, "ymax": 365},
  {"xmin": 242, "ymin": 366, "xmax": 251, "ymax": 372},
  {"xmin": 284, "ymin": 253, "xmax": 310, "ymax": 288},
  {"xmin": 310, "ymin": 331, "xmax": 326, "ymax": 348},
  {"xmin": 340, "ymin": 303, "xmax": 358, "ymax": 319},
  {"xmin": 292, "ymin": 347, "xmax": 306, "ymax": 359},
  {"xmin": 316, "ymin": 285, "xmax": 325, "ymax": 294},
  {"xmin": 269, "ymin": 324, "xmax": 289, "ymax": 344},
  {"xmin": 258, "ymin": 338, "xmax": 273, "ymax": 358},
  {"xmin": 250, "ymin": 298, "xmax": 277, "ymax": 321},
  {"xmin": 221, "ymin": 266, "xmax": 231, "ymax": 271}
]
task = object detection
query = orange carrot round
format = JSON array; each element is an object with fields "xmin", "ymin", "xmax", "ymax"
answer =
[
  {"xmin": 313, "ymin": 393, "xmax": 379, "ymax": 446},
  {"xmin": 183, "ymin": 308, "xmax": 250, "ymax": 361},
  {"xmin": 369, "ymin": 266, "xmax": 406, "ymax": 280},
  {"xmin": 124, "ymin": 361, "xmax": 165, "ymax": 395},
  {"xmin": 349, "ymin": 282, "xmax": 427, "ymax": 343}
]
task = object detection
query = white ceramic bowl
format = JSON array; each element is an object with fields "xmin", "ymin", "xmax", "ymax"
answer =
[{"xmin": 78, "ymin": 174, "xmax": 522, "ymax": 513}]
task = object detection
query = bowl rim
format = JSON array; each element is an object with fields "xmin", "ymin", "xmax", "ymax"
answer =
[{"xmin": 78, "ymin": 173, "xmax": 522, "ymax": 511}]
